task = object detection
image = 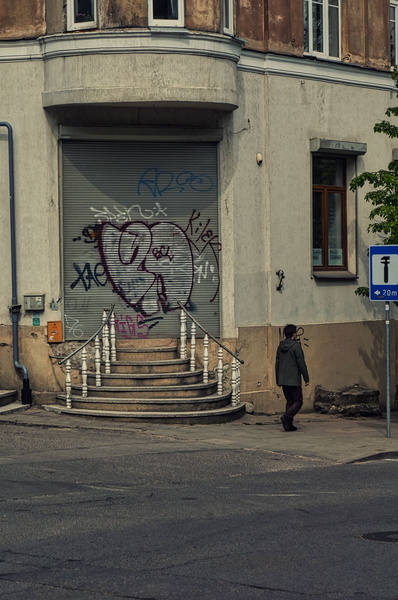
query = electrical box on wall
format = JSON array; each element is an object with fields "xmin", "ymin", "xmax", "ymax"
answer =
[
  {"xmin": 24, "ymin": 295, "xmax": 45, "ymax": 311},
  {"xmin": 47, "ymin": 321, "xmax": 63, "ymax": 343}
]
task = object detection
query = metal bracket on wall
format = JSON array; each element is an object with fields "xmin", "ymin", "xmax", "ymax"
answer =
[
  {"xmin": 8, "ymin": 304, "xmax": 21, "ymax": 314},
  {"xmin": 276, "ymin": 270, "xmax": 285, "ymax": 291}
]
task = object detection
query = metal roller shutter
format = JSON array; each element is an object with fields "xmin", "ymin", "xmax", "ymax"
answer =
[{"xmin": 62, "ymin": 140, "xmax": 220, "ymax": 341}]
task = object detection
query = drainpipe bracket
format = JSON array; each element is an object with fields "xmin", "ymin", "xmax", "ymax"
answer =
[{"xmin": 8, "ymin": 304, "xmax": 21, "ymax": 314}]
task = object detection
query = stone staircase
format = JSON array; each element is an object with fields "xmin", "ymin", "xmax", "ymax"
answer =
[
  {"xmin": 48, "ymin": 340, "xmax": 246, "ymax": 424},
  {"xmin": 0, "ymin": 389, "xmax": 27, "ymax": 415}
]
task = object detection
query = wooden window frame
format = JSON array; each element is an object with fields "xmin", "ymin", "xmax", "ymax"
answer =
[{"xmin": 313, "ymin": 182, "xmax": 348, "ymax": 271}]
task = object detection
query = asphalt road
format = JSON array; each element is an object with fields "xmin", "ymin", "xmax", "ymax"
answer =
[{"xmin": 1, "ymin": 423, "xmax": 398, "ymax": 600}]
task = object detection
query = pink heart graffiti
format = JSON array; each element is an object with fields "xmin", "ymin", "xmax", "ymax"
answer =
[{"xmin": 98, "ymin": 221, "xmax": 194, "ymax": 316}]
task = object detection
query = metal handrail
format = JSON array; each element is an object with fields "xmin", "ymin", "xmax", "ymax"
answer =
[
  {"xmin": 58, "ymin": 304, "xmax": 115, "ymax": 365},
  {"xmin": 177, "ymin": 302, "xmax": 244, "ymax": 364}
]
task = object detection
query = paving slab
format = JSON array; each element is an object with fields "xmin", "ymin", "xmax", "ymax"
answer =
[{"xmin": 1, "ymin": 405, "xmax": 398, "ymax": 464}]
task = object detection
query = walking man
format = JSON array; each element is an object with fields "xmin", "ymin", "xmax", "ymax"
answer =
[{"xmin": 275, "ymin": 324, "xmax": 309, "ymax": 432}]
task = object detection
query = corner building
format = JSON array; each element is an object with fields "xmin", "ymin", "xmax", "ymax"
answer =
[{"xmin": 0, "ymin": 0, "xmax": 396, "ymax": 411}]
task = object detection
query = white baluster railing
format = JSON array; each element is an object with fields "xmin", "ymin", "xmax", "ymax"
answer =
[
  {"xmin": 217, "ymin": 347, "xmax": 223, "ymax": 396},
  {"xmin": 110, "ymin": 311, "xmax": 117, "ymax": 363},
  {"xmin": 103, "ymin": 321, "xmax": 111, "ymax": 374},
  {"xmin": 231, "ymin": 357, "xmax": 238, "ymax": 405},
  {"xmin": 66, "ymin": 359, "xmax": 72, "ymax": 409},
  {"xmin": 95, "ymin": 335, "xmax": 101, "ymax": 386},
  {"xmin": 203, "ymin": 334, "xmax": 209, "ymax": 384},
  {"xmin": 58, "ymin": 305, "xmax": 115, "ymax": 409},
  {"xmin": 180, "ymin": 310, "xmax": 187, "ymax": 359},
  {"xmin": 81, "ymin": 347, "xmax": 88, "ymax": 398},
  {"xmin": 102, "ymin": 310, "xmax": 107, "ymax": 361},
  {"xmin": 190, "ymin": 322, "xmax": 196, "ymax": 372},
  {"xmin": 178, "ymin": 302, "xmax": 244, "ymax": 403}
]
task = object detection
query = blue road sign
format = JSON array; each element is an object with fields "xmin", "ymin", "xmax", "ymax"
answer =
[{"xmin": 369, "ymin": 245, "xmax": 398, "ymax": 301}]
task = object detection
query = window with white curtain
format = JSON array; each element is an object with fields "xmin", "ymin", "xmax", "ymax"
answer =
[{"xmin": 304, "ymin": 0, "xmax": 340, "ymax": 58}]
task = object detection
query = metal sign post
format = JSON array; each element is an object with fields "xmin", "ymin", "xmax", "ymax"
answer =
[
  {"xmin": 385, "ymin": 301, "xmax": 391, "ymax": 439},
  {"xmin": 369, "ymin": 246, "xmax": 398, "ymax": 438}
]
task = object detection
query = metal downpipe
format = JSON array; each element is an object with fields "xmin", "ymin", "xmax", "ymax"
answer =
[{"xmin": 0, "ymin": 122, "xmax": 32, "ymax": 405}]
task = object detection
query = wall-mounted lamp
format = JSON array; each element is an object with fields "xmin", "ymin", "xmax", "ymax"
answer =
[
  {"xmin": 256, "ymin": 153, "xmax": 263, "ymax": 165},
  {"xmin": 276, "ymin": 270, "xmax": 285, "ymax": 291}
]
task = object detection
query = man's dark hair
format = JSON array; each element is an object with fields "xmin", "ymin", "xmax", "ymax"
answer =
[{"xmin": 284, "ymin": 324, "xmax": 297, "ymax": 339}]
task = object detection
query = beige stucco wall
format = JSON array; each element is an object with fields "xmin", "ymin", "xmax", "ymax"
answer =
[
  {"xmin": 238, "ymin": 320, "xmax": 393, "ymax": 414},
  {"xmin": 0, "ymin": 60, "xmax": 61, "ymax": 330}
]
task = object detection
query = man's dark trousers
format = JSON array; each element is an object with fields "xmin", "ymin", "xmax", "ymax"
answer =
[{"xmin": 282, "ymin": 385, "xmax": 303, "ymax": 418}]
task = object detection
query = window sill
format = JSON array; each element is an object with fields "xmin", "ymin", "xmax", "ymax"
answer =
[
  {"xmin": 148, "ymin": 25, "xmax": 187, "ymax": 31},
  {"xmin": 313, "ymin": 271, "xmax": 358, "ymax": 280}
]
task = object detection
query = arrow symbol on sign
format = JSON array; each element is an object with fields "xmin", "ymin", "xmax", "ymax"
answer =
[{"xmin": 374, "ymin": 290, "xmax": 381, "ymax": 296}]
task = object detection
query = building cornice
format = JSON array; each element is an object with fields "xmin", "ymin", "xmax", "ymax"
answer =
[
  {"xmin": 0, "ymin": 31, "xmax": 396, "ymax": 92},
  {"xmin": 0, "ymin": 30, "xmax": 244, "ymax": 64},
  {"xmin": 239, "ymin": 50, "xmax": 396, "ymax": 92}
]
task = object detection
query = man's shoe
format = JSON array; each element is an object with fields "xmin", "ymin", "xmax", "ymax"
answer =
[{"xmin": 281, "ymin": 415, "xmax": 297, "ymax": 431}]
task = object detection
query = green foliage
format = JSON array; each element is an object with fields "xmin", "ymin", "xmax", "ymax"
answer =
[
  {"xmin": 354, "ymin": 286, "xmax": 370, "ymax": 298},
  {"xmin": 350, "ymin": 67, "xmax": 398, "ymax": 297}
]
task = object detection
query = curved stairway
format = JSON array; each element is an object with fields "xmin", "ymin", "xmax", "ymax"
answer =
[{"xmin": 48, "ymin": 343, "xmax": 246, "ymax": 424}]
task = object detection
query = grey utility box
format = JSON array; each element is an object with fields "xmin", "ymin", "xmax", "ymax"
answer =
[{"xmin": 24, "ymin": 295, "xmax": 45, "ymax": 311}]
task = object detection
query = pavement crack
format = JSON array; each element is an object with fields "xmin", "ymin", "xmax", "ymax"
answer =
[
  {"xmin": 0, "ymin": 575, "xmax": 158, "ymax": 599},
  {"xmin": 173, "ymin": 573, "xmax": 323, "ymax": 596}
]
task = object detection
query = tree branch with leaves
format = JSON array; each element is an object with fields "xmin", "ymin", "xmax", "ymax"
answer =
[{"xmin": 350, "ymin": 67, "xmax": 398, "ymax": 297}]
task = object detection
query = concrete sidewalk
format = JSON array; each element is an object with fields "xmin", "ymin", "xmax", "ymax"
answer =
[{"xmin": 1, "ymin": 403, "xmax": 398, "ymax": 464}]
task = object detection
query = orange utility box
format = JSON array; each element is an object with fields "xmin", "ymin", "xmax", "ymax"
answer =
[{"xmin": 47, "ymin": 321, "xmax": 63, "ymax": 343}]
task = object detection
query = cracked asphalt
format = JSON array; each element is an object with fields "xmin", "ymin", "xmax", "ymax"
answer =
[{"xmin": 1, "ymin": 412, "xmax": 398, "ymax": 599}]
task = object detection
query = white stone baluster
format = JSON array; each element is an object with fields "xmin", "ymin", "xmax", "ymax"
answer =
[
  {"xmin": 82, "ymin": 346, "xmax": 88, "ymax": 398},
  {"xmin": 66, "ymin": 359, "xmax": 72, "ymax": 409},
  {"xmin": 102, "ymin": 310, "xmax": 107, "ymax": 361},
  {"xmin": 110, "ymin": 310, "xmax": 116, "ymax": 363},
  {"xmin": 95, "ymin": 335, "xmax": 101, "ymax": 387},
  {"xmin": 217, "ymin": 347, "xmax": 223, "ymax": 396},
  {"xmin": 190, "ymin": 322, "xmax": 196, "ymax": 372},
  {"xmin": 104, "ymin": 322, "xmax": 111, "ymax": 374},
  {"xmin": 180, "ymin": 310, "xmax": 187, "ymax": 359},
  {"xmin": 237, "ymin": 362, "xmax": 241, "ymax": 402},
  {"xmin": 203, "ymin": 334, "xmax": 209, "ymax": 384},
  {"xmin": 231, "ymin": 357, "xmax": 237, "ymax": 406}
]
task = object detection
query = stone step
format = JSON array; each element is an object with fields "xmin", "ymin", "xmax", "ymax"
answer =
[
  {"xmin": 108, "ymin": 359, "xmax": 190, "ymax": 374},
  {"xmin": 55, "ymin": 391, "xmax": 232, "ymax": 412},
  {"xmin": 87, "ymin": 370, "xmax": 203, "ymax": 387},
  {"xmin": 0, "ymin": 390, "xmax": 18, "ymax": 407},
  {"xmin": 71, "ymin": 381, "xmax": 218, "ymax": 398},
  {"xmin": 45, "ymin": 402, "xmax": 246, "ymax": 424},
  {"xmin": 116, "ymin": 346, "xmax": 178, "ymax": 361}
]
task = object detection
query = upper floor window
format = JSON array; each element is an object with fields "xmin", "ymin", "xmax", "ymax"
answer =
[
  {"xmin": 391, "ymin": 2, "xmax": 398, "ymax": 66},
  {"xmin": 304, "ymin": 0, "xmax": 340, "ymax": 58},
  {"xmin": 149, "ymin": 0, "xmax": 184, "ymax": 26},
  {"xmin": 223, "ymin": 0, "xmax": 234, "ymax": 35},
  {"xmin": 67, "ymin": 0, "xmax": 97, "ymax": 31}
]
